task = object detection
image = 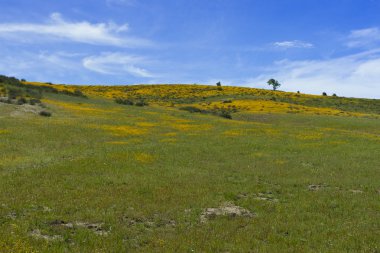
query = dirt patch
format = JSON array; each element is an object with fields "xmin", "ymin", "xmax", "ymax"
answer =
[
  {"xmin": 253, "ymin": 193, "xmax": 279, "ymax": 202},
  {"xmin": 49, "ymin": 220, "xmax": 109, "ymax": 236},
  {"xmin": 308, "ymin": 184, "xmax": 328, "ymax": 191},
  {"xmin": 6, "ymin": 212, "xmax": 17, "ymax": 220},
  {"xmin": 349, "ymin": 189, "xmax": 363, "ymax": 194},
  {"xmin": 123, "ymin": 215, "xmax": 176, "ymax": 229},
  {"xmin": 76, "ymin": 222, "xmax": 109, "ymax": 236},
  {"xmin": 200, "ymin": 202, "xmax": 255, "ymax": 223},
  {"xmin": 29, "ymin": 229, "xmax": 63, "ymax": 241},
  {"xmin": 236, "ymin": 192, "xmax": 279, "ymax": 202},
  {"xmin": 10, "ymin": 104, "xmax": 44, "ymax": 118}
]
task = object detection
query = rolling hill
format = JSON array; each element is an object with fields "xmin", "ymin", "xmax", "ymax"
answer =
[{"xmin": 0, "ymin": 77, "xmax": 379, "ymax": 252}]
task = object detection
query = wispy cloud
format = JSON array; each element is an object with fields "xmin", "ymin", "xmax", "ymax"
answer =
[
  {"xmin": 346, "ymin": 27, "xmax": 380, "ymax": 48},
  {"xmin": 82, "ymin": 52, "xmax": 154, "ymax": 77},
  {"xmin": 0, "ymin": 13, "xmax": 151, "ymax": 47},
  {"xmin": 0, "ymin": 50, "xmax": 86, "ymax": 82},
  {"xmin": 273, "ymin": 40, "xmax": 314, "ymax": 49}
]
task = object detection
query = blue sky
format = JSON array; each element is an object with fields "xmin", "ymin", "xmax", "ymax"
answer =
[{"xmin": 1, "ymin": 0, "xmax": 380, "ymax": 98}]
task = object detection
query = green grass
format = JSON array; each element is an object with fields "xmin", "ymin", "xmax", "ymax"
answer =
[{"xmin": 0, "ymin": 89, "xmax": 379, "ymax": 253}]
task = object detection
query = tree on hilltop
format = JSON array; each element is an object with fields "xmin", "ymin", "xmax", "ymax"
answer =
[{"xmin": 267, "ymin": 79, "xmax": 281, "ymax": 91}]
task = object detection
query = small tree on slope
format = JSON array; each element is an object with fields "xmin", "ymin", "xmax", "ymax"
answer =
[{"xmin": 267, "ymin": 79, "xmax": 281, "ymax": 91}]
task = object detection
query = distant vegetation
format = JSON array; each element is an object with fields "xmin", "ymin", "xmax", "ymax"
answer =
[
  {"xmin": 1, "ymin": 75, "xmax": 380, "ymax": 118},
  {"xmin": 115, "ymin": 98, "xmax": 149, "ymax": 107},
  {"xmin": 180, "ymin": 105, "xmax": 233, "ymax": 119},
  {"xmin": 0, "ymin": 75, "xmax": 42, "ymax": 106},
  {"xmin": 0, "ymin": 75, "xmax": 87, "ymax": 100}
]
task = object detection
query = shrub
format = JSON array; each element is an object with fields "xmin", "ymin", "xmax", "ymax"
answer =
[
  {"xmin": 17, "ymin": 97, "xmax": 27, "ymax": 105},
  {"xmin": 0, "ymin": 75, "xmax": 21, "ymax": 86},
  {"xmin": 73, "ymin": 89, "xmax": 87, "ymax": 98},
  {"xmin": 0, "ymin": 86, "xmax": 6, "ymax": 97},
  {"xmin": 222, "ymin": 100, "xmax": 232, "ymax": 103},
  {"xmin": 219, "ymin": 110, "xmax": 232, "ymax": 119},
  {"xmin": 7, "ymin": 87, "xmax": 23, "ymax": 99},
  {"xmin": 0, "ymin": 97, "xmax": 9, "ymax": 103},
  {"xmin": 322, "ymin": 92, "xmax": 327, "ymax": 96},
  {"xmin": 180, "ymin": 106, "xmax": 203, "ymax": 113},
  {"xmin": 39, "ymin": 111, "xmax": 52, "ymax": 117},
  {"xmin": 29, "ymin": 98, "xmax": 41, "ymax": 105},
  {"xmin": 115, "ymin": 98, "xmax": 134, "ymax": 105},
  {"xmin": 332, "ymin": 93, "xmax": 337, "ymax": 97},
  {"xmin": 135, "ymin": 100, "xmax": 148, "ymax": 107},
  {"xmin": 59, "ymin": 89, "xmax": 87, "ymax": 98},
  {"xmin": 25, "ymin": 89, "xmax": 43, "ymax": 99}
]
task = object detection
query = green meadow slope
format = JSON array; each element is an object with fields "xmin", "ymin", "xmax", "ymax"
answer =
[{"xmin": 0, "ymin": 79, "xmax": 379, "ymax": 252}]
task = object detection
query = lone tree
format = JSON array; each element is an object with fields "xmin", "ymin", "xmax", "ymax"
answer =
[
  {"xmin": 267, "ymin": 79, "xmax": 281, "ymax": 91},
  {"xmin": 216, "ymin": 81, "xmax": 223, "ymax": 91}
]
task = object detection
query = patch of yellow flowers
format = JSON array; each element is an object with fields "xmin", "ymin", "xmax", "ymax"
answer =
[{"xmin": 191, "ymin": 99, "xmax": 369, "ymax": 117}]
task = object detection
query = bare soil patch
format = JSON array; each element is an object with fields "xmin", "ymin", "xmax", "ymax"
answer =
[{"xmin": 200, "ymin": 202, "xmax": 255, "ymax": 223}]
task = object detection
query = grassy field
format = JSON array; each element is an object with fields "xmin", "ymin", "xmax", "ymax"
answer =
[{"xmin": 0, "ymin": 81, "xmax": 379, "ymax": 252}]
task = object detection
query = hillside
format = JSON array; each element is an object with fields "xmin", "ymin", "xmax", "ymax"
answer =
[{"xmin": 0, "ymin": 78, "xmax": 379, "ymax": 252}]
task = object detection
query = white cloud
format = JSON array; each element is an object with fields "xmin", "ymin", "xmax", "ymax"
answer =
[
  {"xmin": 0, "ymin": 13, "xmax": 150, "ymax": 47},
  {"xmin": 0, "ymin": 51, "xmax": 84, "ymax": 82},
  {"xmin": 242, "ymin": 49, "xmax": 380, "ymax": 99},
  {"xmin": 273, "ymin": 40, "xmax": 314, "ymax": 49},
  {"xmin": 82, "ymin": 52, "xmax": 154, "ymax": 77},
  {"xmin": 346, "ymin": 27, "xmax": 380, "ymax": 48}
]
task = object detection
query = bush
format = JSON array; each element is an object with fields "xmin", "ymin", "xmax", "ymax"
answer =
[
  {"xmin": 0, "ymin": 89, "xmax": 6, "ymax": 97},
  {"xmin": 73, "ymin": 89, "xmax": 86, "ymax": 98},
  {"xmin": 135, "ymin": 100, "xmax": 148, "ymax": 107},
  {"xmin": 115, "ymin": 98, "xmax": 134, "ymax": 105},
  {"xmin": 222, "ymin": 100, "xmax": 232, "ymax": 103},
  {"xmin": 322, "ymin": 92, "xmax": 327, "ymax": 96},
  {"xmin": 25, "ymin": 89, "xmax": 43, "ymax": 99},
  {"xmin": 39, "ymin": 111, "xmax": 52, "ymax": 117},
  {"xmin": 332, "ymin": 93, "xmax": 337, "ymax": 97},
  {"xmin": 59, "ymin": 89, "xmax": 87, "ymax": 98},
  {"xmin": 17, "ymin": 97, "xmax": 27, "ymax": 105},
  {"xmin": 219, "ymin": 110, "xmax": 232, "ymax": 119},
  {"xmin": 7, "ymin": 87, "xmax": 23, "ymax": 99},
  {"xmin": 0, "ymin": 97, "xmax": 10, "ymax": 103},
  {"xmin": 180, "ymin": 106, "xmax": 204, "ymax": 113},
  {"xmin": 0, "ymin": 75, "xmax": 21, "ymax": 86},
  {"xmin": 29, "ymin": 98, "xmax": 41, "ymax": 105}
]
